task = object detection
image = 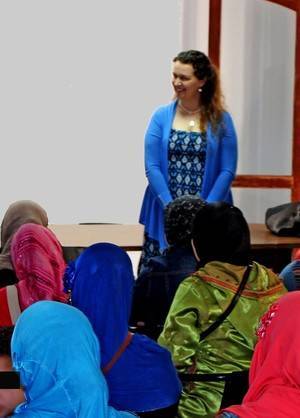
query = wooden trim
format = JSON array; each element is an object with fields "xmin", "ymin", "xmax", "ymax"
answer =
[
  {"xmin": 266, "ymin": 0, "xmax": 298, "ymax": 11},
  {"xmin": 208, "ymin": 0, "xmax": 222, "ymax": 66},
  {"xmin": 232, "ymin": 175, "xmax": 293, "ymax": 189},
  {"xmin": 46, "ymin": 223, "xmax": 300, "ymax": 251}
]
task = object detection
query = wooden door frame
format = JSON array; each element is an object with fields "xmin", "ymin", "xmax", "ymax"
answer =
[{"xmin": 209, "ymin": 0, "xmax": 300, "ymax": 199}]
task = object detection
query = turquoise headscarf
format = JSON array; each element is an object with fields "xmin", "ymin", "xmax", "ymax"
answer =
[{"xmin": 11, "ymin": 301, "xmax": 135, "ymax": 418}]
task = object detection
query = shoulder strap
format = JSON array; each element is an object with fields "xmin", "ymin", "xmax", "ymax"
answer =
[
  {"xmin": 0, "ymin": 285, "xmax": 21, "ymax": 326},
  {"xmin": 102, "ymin": 332, "xmax": 133, "ymax": 375},
  {"xmin": 6, "ymin": 285, "xmax": 21, "ymax": 324},
  {"xmin": 200, "ymin": 264, "xmax": 253, "ymax": 341}
]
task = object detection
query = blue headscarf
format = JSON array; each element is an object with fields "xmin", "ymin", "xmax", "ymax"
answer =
[
  {"xmin": 70, "ymin": 243, "xmax": 181, "ymax": 413},
  {"xmin": 11, "ymin": 301, "xmax": 135, "ymax": 418}
]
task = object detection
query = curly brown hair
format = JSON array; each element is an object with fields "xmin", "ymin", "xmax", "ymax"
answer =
[
  {"xmin": 173, "ymin": 50, "xmax": 226, "ymax": 131},
  {"xmin": 164, "ymin": 194, "xmax": 206, "ymax": 247}
]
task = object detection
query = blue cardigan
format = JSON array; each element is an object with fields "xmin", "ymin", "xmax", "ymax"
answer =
[{"xmin": 139, "ymin": 100, "xmax": 238, "ymax": 249}]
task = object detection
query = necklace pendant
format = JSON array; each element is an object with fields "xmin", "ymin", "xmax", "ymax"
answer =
[{"xmin": 189, "ymin": 120, "xmax": 195, "ymax": 130}]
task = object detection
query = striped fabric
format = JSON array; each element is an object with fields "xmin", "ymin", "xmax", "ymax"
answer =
[{"xmin": 293, "ymin": 261, "xmax": 300, "ymax": 290}]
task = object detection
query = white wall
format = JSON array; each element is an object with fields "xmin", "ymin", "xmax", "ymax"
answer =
[
  {"xmin": 221, "ymin": 0, "xmax": 296, "ymax": 222},
  {"xmin": 222, "ymin": 0, "xmax": 295, "ymax": 176},
  {"xmin": 0, "ymin": 0, "xmax": 181, "ymax": 224},
  {"xmin": 180, "ymin": 0, "xmax": 210, "ymax": 53}
]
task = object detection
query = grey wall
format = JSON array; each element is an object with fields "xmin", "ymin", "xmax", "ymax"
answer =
[{"xmin": 0, "ymin": 0, "xmax": 181, "ymax": 223}]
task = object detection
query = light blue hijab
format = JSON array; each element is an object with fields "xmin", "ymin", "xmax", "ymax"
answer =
[
  {"xmin": 70, "ymin": 243, "xmax": 181, "ymax": 413},
  {"xmin": 11, "ymin": 301, "xmax": 135, "ymax": 418}
]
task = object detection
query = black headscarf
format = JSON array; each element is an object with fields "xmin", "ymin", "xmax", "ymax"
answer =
[{"xmin": 192, "ymin": 202, "xmax": 251, "ymax": 266}]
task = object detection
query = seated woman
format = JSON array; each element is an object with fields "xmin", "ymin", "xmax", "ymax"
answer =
[
  {"xmin": 0, "ymin": 223, "xmax": 67, "ymax": 326},
  {"xmin": 0, "ymin": 300, "xmax": 135, "ymax": 417},
  {"xmin": 0, "ymin": 200, "xmax": 48, "ymax": 288},
  {"xmin": 130, "ymin": 194, "xmax": 204, "ymax": 340},
  {"xmin": 219, "ymin": 292, "xmax": 300, "ymax": 418},
  {"xmin": 158, "ymin": 202, "xmax": 286, "ymax": 418},
  {"xmin": 65, "ymin": 243, "xmax": 182, "ymax": 417}
]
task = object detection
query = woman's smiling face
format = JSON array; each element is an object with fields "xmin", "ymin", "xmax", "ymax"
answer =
[{"xmin": 172, "ymin": 61, "xmax": 205, "ymax": 101}]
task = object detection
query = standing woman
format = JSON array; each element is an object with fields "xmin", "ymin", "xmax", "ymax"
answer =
[{"xmin": 139, "ymin": 50, "xmax": 237, "ymax": 271}]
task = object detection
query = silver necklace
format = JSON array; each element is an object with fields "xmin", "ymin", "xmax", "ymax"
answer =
[{"xmin": 178, "ymin": 102, "xmax": 201, "ymax": 115}]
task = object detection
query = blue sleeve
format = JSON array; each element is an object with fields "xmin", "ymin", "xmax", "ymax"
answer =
[
  {"xmin": 280, "ymin": 260, "xmax": 300, "ymax": 291},
  {"xmin": 144, "ymin": 108, "xmax": 173, "ymax": 208},
  {"xmin": 206, "ymin": 112, "xmax": 238, "ymax": 203}
]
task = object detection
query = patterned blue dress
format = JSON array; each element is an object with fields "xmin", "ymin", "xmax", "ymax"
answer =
[
  {"xmin": 138, "ymin": 129, "xmax": 207, "ymax": 274},
  {"xmin": 168, "ymin": 129, "xmax": 207, "ymax": 199}
]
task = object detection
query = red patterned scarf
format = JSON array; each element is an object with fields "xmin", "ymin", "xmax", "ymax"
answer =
[
  {"xmin": 0, "ymin": 223, "xmax": 67, "ymax": 325},
  {"xmin": 222, "ymin": 292, "xmax": 300, "ymax": 418}
]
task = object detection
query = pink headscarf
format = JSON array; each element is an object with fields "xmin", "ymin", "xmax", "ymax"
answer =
[
  {"xmin": 221, "ymin": 291, "xmax": 300, "ymax": 418},
  {"xmin": 0, "ymin": 223, "xmax": 67, "ymax": 325}
]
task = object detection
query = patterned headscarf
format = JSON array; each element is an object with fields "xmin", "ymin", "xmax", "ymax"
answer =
[
  {"xmin": 0, "ymin": 223, "xmax": 67, "ymax": 326},
  {"xmin": 0, "ymin": 200, "xmax": 48, "ymax": 271},
  {"xmin": 11, "ymin": 301, "xmax": 135, "ymax": 418}
]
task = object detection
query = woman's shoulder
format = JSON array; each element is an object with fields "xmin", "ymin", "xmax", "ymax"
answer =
[
  {"xmin": 171, "ymin": 272, "xmax": 205, "ymax": 301},
  {"xmin": 211, "ymin": 110, "xmax": 236, "ymax": 139},
  {"xmin": 220, "ymin": 110, "xmax": 234, "ymax": 126},
  {"xmin": 150, "ymin": 101, "xmax": 177, "ymax": 119}
]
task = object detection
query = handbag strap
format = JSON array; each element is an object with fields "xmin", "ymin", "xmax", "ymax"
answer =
[
  {"xmin": 102, "ymin": 332, "xmax": 133, "ymax": 374},
  {"xmin": 200, "ymin": 264, "xmax": 253, "ymax": 341}
]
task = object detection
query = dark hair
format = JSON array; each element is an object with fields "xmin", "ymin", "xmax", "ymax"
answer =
[
  {"xmin": 164, "ymin": 195, "xmax": 206, "ymax": 248},
  {"xmin": 173, "ymin": 50, "xmax": 225, "ymax": 131},
  {"xmin": 0, "ymin": 326, "xmax": 14, "ymax": 356},
  {"xmin": 192, "ymin": 202, "xmax": 251, "ymax": 266}
]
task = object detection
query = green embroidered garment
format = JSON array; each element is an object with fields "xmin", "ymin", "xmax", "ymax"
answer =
[{"xmin": 158, "ymin": 261, "xmax": 286, "ymax": 418}]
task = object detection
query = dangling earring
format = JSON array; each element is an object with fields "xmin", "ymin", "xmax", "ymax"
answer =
[{"xmin": 198, "ymin": 87, "xmax": 202, "ymax": 93}]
